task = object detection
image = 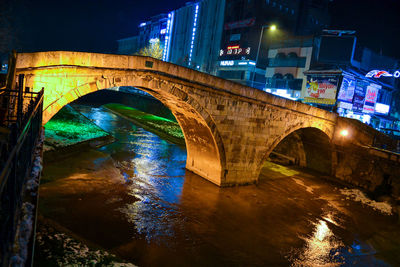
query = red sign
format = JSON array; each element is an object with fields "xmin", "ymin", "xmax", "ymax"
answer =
[
  {"xmin": 227, "ymin": 45, "xmax": 240, "ymax": 50},
  {"xmin": 224, "ymin": 18, "xmax": 256, "ymax": 30}
]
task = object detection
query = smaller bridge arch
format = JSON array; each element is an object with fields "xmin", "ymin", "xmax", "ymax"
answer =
[{"xmin": 258, "ymin": 123, "xmax": 335, "ymax": 177}]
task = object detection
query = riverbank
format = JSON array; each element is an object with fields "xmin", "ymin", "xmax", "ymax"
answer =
[
  {"xmin": 103, "ymin": 103, "xmax": 185, "ymax": 146},
  {"xmin": 34, "ymin": 216, "xmax": 136, "ymax": 267},
  {"xmin": 43, "ymin": 105, "xmax": 115, "ymax": 163}
]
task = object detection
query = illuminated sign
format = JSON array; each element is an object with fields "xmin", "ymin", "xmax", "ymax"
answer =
[
  {"xmin": 220, "ymin": 60, "xmax": 234, "ymax": 66},
  {"xmin": 365, "ymin": 70, "xmax": 400, "ymax": 78},
  {"xmin": 188, "ymin": 4, "xmax": 199, "ymax": 66},
  {"xmin": 362, "ymin": 83, "xmax": 380, "ymax": 114},
  {"xmin": 303, "ymin": 76, "xmax": 339, "ymax": 105},
  {"xmin": 375, "ymin": 103, "xmax": 390, "ymax": 115},
  {"xmin": 224, "ymin": 18, "xmax": 256, "ymax": 30},
  {"xmin": 337, "ymin": 75, "xmax": 355, "ymax": 103},
  {"xmin": 219, "ymin": 46, "xmax": 251, "ymax": 57},
  {"xmin": 338, "ymin": 101, "xmax": 353, "ymax": 110},
  {"xmin": 227, "ymin": 45, "xmax": 240, "ymax": 50},
  {"xmin": 139, "ymin": 22, "xmax": 147, "ymax": 27},
  {"xmin": 162, "ymin": 12, "xmax": 174, "ymax": 61}
]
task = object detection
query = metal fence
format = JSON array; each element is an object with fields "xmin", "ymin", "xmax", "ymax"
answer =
[{"xmin": 0, "ymin": 77, "xmax": 44, "ymax": 267}]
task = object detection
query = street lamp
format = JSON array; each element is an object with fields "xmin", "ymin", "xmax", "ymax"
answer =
[
  {"xmin": 251, "ymin": 24, "xmax": 277, "ymax": 88},
  {"xmin": 340, "ymin": 129, "xmax": 349, "ymax": 137}
]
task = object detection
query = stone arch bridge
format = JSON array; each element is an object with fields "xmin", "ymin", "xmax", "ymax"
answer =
[{"xmin": 15, "ymin": 51, "xmax": 352, "ymax": 187}]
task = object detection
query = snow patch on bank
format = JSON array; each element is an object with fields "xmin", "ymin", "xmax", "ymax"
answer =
[{"xmin": 339, "ymin": 188, "xmax": 393, "ymax": 215}]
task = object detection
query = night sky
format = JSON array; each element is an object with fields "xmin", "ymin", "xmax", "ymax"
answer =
[{"xmin": 2, "ymin": 0, "xmax": 400, "ymax": 60}]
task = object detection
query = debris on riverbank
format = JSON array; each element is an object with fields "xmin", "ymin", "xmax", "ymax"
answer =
[
  {"xmin": 103, "ymin": 103, "xmax": 185, "ymax": 146},
  {"xmin": 34, "ymin": 218, "xmax": 136, "ymax": 267},
  {"xmin": 44, "ymin": 105, "xmax": 113, "ymax": 152},
  {"xmin": 340, "ymin": 188, "xmax": 393, "ymax": 215}
]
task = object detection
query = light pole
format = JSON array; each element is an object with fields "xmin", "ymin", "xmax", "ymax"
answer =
[{"xmin": 251, "ymin": 24, "xmax": 277, "ymax": 88}]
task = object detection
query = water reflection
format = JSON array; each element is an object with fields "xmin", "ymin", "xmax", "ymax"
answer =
[
  {"xmin": 292, "ymin": 216, "xmax": 344, "ymax": 267},
  {"xmin": 76, "ymin": 105, "xmax": 187, "ymax": 241},
  {"xmin": 44, "ymin": 104, "xmax": 396, "ymax": 266}
]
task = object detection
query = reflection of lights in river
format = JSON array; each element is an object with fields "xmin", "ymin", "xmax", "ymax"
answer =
[
  {"xmin": 290, "ymin": 214, "xmax": 344, "ymax": 267},
  {"xmin": 116, "ymin": 127, "xmax": 186, "ymax": 241}
]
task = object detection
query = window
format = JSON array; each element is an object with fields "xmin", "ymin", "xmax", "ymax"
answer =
[
  {"xmin": 275, "ymin": 52, "xmax": 286, "ymax": 59},
  {"xmin": 283, "ymin": 73, "xmax": 294, "ymax": 80},
  {"xmin": 218, "ymin": 70, "xmax": 245, "ymax": 80}
]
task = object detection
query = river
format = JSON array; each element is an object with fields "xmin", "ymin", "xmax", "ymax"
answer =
[{"xmin": 36, "ymin": 104, "xmax": 400, "ymax": 266}]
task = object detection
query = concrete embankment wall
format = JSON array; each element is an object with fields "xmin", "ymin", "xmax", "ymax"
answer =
[{"xmin": 334, "ymin": 145, "xmax": 400, "ymax": 199}]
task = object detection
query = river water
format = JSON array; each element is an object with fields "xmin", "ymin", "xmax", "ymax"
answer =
[{"xmin": 37, "ymin": 104, "xmax": 400, "ymax": 266}]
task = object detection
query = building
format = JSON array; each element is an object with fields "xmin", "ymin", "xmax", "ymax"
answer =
[
  {"xmin": 117, "ymin": 14, "xmax": 169, "ymax": 56},
  {"xmin": 117, "ymin": 0, "xmax": 225, "ymax": 74},
  {"xmin": 303, "ymin": 31, "xmax": 400, "ymax": 134},
  {"xmin": 165, "ymin": 0, "xmax": 225, "ymax": 73},
  {"xmin": 215, "ymin": 0, "xmax": 331, "ymax": 88},
  {"xmin": 116, "ymin": 36, "xmax": 139, "ymax": 55},
  {"xmin": 138, "ymin": 14, "xmax": 169, "ymax": 53},
  {"xmin": 264, "ymin": 37, "xmax": 313, "ymax": 99}
]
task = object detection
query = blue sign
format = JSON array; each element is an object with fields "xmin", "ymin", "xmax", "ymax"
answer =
[{"xmin": 352, "ymin": 80, "xmax": 368, "ymax": 112}]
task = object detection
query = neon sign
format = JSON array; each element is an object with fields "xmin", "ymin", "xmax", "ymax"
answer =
[
  {"xmin": 365, "ymin": 70, "xmax": 400, "ymax": 78},
  {"xmin": 220, "ymin": 60, "xmax": 234, "ymax": 66},
  {"xmin": 219, "ymin": 46, "xmax": 251, "ymax": 56}
]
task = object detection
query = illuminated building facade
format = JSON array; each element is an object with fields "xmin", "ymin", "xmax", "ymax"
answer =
[
  {"xmin": 264, "ymin": 37, "xmax": 313, "ymax": 100},
  {"xmin": 168, "ymin": 0, "xmax": 225, "ymax": 73},
  {"xmin": 216, "ymin": 0, "xmax": 331, "ymax": 88},
  {"xmin": 137, "ymin": 14, "xmax": 169, "ymax": 52},
  {"xmin": 117, "ymin": 0, "xmax": 225, "ymax": 74},
  {"xmin": 304, "ymin": 32, "xmax": 400, "ymax": 134}
]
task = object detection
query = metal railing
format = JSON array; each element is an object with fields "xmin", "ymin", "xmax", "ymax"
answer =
[{"xmin": 0, "ymin": 81, "xmax": 44, "ymax": 267}]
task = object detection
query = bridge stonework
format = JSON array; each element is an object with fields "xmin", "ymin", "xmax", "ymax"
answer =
[{"xmin": 15, "ymin": 51, "xmax": 341, "ymax": 186}]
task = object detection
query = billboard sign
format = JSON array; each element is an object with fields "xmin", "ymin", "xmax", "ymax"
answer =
[
  {"xmin": 365, "ymin": 70, "xmax": 400, "ymax": 78},
  {"xmin": 337, "ymin": 75, "xmax": 355, "ymax": 103},
  {"xmin": 362, "ymin": 83, "xmax": 381, "ymax": 113},
  {"xmin": 303, "ymin": 76, "xmax": 339, "ymax": 105},
  {"xmin": 352, "ymin": 80, "xmax": 368, "ymax": 112}
]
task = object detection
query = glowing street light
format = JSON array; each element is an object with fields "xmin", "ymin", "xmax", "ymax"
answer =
[
  {"xmin": 251, "ymin": 24, "xmax": 278, "ymax": 88},
  {"xmin": 340, "ymin": 129, "xmax": 349, "ymax": 137}
]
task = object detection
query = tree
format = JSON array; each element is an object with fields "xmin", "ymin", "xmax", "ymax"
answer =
[{"xmin": 137, "ymin": 38, "xmax": 163, "ymax": 60}]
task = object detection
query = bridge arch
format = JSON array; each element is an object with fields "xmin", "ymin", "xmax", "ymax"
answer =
[
  {"xmin": 257, "ymin": 123, "xmax": 335, "ymax": 178},
  {"xmin": 22, "ymin": 67, "xmax": 227, "ymax": 186}
]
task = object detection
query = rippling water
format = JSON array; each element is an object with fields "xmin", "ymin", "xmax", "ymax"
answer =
[{"xmin": 38, "ymin": 105, "xmax": 399, "ymax": 266}]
